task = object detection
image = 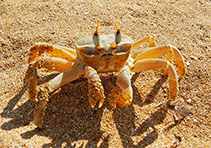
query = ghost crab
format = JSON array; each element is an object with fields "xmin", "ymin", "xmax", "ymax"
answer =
[{"xmin": 25, "ymin": 21, "xmax": 187, "ymax": 128}]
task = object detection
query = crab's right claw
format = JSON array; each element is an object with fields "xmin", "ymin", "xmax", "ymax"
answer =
[
  {"xmin": 85, "ymin": 66, "xmax": 105, "ymax": 108},
  {"xmin": 88, "ymin": 79, "xmax": 105, "ymax": 108}
]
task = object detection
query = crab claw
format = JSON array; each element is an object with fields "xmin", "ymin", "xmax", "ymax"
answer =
[
  {"xmin": 109, "ymin": 65, "xmax": 133, "ymax": 108},
  {"xmin": 85, "ymin": 66, "xmax": 105, "ymax": 108},
  {"xmin": 109, "ymin": 86, "xmax": 132, "ymax": 108},
  {"xmin": 88, "ymin": 79, "xmax": 105, "ymax": 108}
]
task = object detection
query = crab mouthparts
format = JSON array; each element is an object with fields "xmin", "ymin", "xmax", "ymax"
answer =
[{"xmin": 101, "ymin": 52, "xmax": 113, "ymax": 57}]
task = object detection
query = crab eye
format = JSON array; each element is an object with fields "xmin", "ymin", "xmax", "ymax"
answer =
[
  {"xmin": 93, "ymin": 32, "xmax": 100, "ymax": 46},
  {"xmin": 93, "ymin": 20, "xmax": 100, "ymax": 47},
  {"xmin": 115, "ymin": 28, "xmax": 121, "ymax": 44},
  {"xmin": 115, "ymin": 22, "xmax": 121, "ymax": 44}
]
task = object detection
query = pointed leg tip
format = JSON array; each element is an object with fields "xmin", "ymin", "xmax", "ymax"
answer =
[
  {"xmin": 28, "ymin": 94, "xmax": 38, "ymax": 102},
  {"xmin": 98, "ymin": 101, "xmax": 104, "ymax": 108},
  {"xmin": 31, "ymin": 119, "xmax": 43, "ymax": 129},
  {"xmin": 89, "ymin": 97, "xmax": 97, "ymax": 108},
  {"xmin": 110, "ymin": 103, "xmax": 117, "ymax": 109},
  {"xmin": 178, "ymin": 76, "xmax": 184, "ymax": 82},
  {"xmin": 90, "ymin": 104, "xmax": 96, "ymax": 108},
  {"xmin": 108, "ymin": 97, "xmax": 117, "ymax": 108}
]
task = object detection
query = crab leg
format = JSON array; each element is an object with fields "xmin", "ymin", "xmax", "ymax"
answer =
[
  {"xmin": 25, "ymin": 62, "xmax": 39, "ymax": 102},
  {"xmin": 32, "ymin": 67, "xmax": 82, "ymax": 128},
  {"xmin": 28, "ymin": 43, "xmax": 76, "ymax": 63},
  {"xmin": 132, "ymin": 59, "xmax": 178, "ymax": 102},
  {"xmin": 134, "ymin": 45, "xmax": 185, "ymax": 80},
  {"xmin": 35, "ymin": 56, "xmax": 75, "ymax": 72},
  {"xmin": 85, "ymin": 66, "xmax": 105, "ymax": 108},
  {"xmin": 109, "ymin": 65, "xmax": 133, "ymax": 108},
  {"xmin": 25, "ymin": 57, "xmax": 75, "ymax": 102},
  {"xmin": 25, "ymin": 55, "xmax": 81, "ymax": 128},
  {"xmin": 131, "ymin": 36, "xmax": 156, "ymax": 59},
  {"xmin": 133, "ymin": 36, "xmax": 156, "ymax": 48}
]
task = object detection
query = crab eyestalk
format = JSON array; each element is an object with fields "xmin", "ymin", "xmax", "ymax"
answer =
[
  {"xmin": 93, "ymin": 20, "xmax": 100, "ymax": 47},
  {"xmin": 115, "ymin": 21, "xmax": 121, "ymax": 44}
]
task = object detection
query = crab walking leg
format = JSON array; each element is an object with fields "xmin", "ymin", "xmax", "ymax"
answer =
[
  {"xmin": 25, "ymin": 57, "xmax": 75, "ymax": 102},
  {"xmin": 47, "ymin": 67, "xmax": 82, "ymax": 92},
  {"xmin": 109, "ymin": 65, "xmax": 133, "ymax": 108},
  {"xmin": 133, "ymin": 59, "xmax": 178, "ymax": 102},
  {"xmin": 37, "ymin": 56, "xmax": 75, "ymax": 72},
  {"xmin": 131, "ymin": 36, "xmax": 156, "ymax": 59},
  {"xmin": 134, "ymin": 45, "xmax": 186, "ymax": 80},
  {"xmin": 25, "ymin": 61, "xmax": 38, "ymax": 102},
  {"xmin": 85, "ymin": 66, "xmax": 105, "ymax": 108},
  {"xmin": 133, "ymin": 36, "xmax": 156, "ymax": 48},
  {"xmin": 28, "ymin": 43, "xmax": 76, "ymax": 63},
  {"xmin": 33, "ymin": 68, "xmax": 82, "ymax": 127}
]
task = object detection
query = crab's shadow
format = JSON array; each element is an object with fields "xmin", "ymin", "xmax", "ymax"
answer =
[
  {"xmin": 112, "ymin": 74, "xmax": 169, "ymax": 148},
  {"xmin": 1, "ymin": 72, "xmax": 177, "ymax": 148},
  {"xmin": 1, "ymin": 73, "xmax": 109, "ymax": 147},
  {"xmin": 1, "ymin": 73, "xmax": 59, "ymax": 129}
]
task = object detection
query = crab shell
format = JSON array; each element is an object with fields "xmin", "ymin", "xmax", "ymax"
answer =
[{"xmin": 75, "ymin": 34, "xmax": 134, "ymax": 72}]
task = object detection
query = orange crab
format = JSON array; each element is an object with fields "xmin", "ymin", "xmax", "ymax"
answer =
[{"xmin": 25, "ymin": 21, "xmax": 187, "ymax": 128}]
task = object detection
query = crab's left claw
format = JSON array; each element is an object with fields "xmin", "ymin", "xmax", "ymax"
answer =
[
  {"xmin": 109, "ymin": 65, "xmax": 133, "ymax": 108},
  {"xmin": 85, "ymin": 66, "xmax": 105, "ymax": 108}
]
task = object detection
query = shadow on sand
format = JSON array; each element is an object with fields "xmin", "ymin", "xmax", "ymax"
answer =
[{"xmin": 1, "ymin": 72, "xmax": 180, "ymax": 148}]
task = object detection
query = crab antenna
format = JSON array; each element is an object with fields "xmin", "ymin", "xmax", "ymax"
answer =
[
  {"xmin": 115, "ymin": 21, "xmax": 120, "ymax": 30},
  {"xmin": 96, "ymin": 20, "xmax": 100, "ymax": 33},
  {"xmin": 93, "ymin": 20, "xmax": 100, "ymax": 47},
  {"xmin": 115, "ymin": 21, "xmax": 121, "ymax": 44}
]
